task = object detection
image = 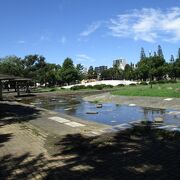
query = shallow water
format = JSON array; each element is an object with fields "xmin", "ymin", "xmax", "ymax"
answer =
[{"xmin": 22, "ymin": 95, "xmax": 180, "ymax": 126}]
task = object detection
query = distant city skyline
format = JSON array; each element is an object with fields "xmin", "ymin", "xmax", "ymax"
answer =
[{"xmin": 0, "ymin": 0, "xmax": 180, "ymax": 68}]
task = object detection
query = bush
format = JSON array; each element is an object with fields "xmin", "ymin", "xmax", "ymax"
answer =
[
  {"xmin": 93, "ymin": 85, "xmax": 104, "ymax": 90},
  {"xmin": 129, "ymin": 83, "xmax": 137, "ymax": 86},
  {"xmin": 167, "ymin": 79, "xmax": 177, "ymax": 83},
  {"xmin": 158, "ymin": 80, "xmax": 167, "ymax": 84},
  {"xmin": 140, "ymin": 81, "xmax": 148, "ymax": 85},
  {"xmin": 50, "ymin": 88, "xmax": 56, "ymax": 92},
  {"xmin": 98, "ymin": 84, "xmax": 107, "ymax": 88},
  {"xmin": 86, "ymin": 85, "xmax": 93, "ymax": 89},
  {"xmin": 70, "ymin": 85, "xmax": 86, "ymax": 90},
  {"xmin": 103, "ymin": 84, "xmax": 114, "ymax": 88},
  {"xmin": 151, "ymin": 81, "xmax": 157, "ymax": 84},
  {"xmin": 117, "ymin": 84, "xmax": 125, "ymax": 87},
  {"xmin": 152, "ymin": 80, "xmax": 177, "ymax": 84}
]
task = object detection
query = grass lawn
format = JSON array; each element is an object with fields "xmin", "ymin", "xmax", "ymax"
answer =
[
  {"xmin": 32, "ymin": 87, "xmax": 108, "ymax": 93},
  {"xmin": 112, "ymin": 83, "xmax": 180, "ymax": 98},
  {"xmin": 32, "ymin": 87, "xmax": 68, "ymax": 93}
]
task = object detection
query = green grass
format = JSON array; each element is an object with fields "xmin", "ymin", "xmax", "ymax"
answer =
[
  {"xmin": 32, "ymin": 87, "xmax": 69, "ymax": 93},
  {"xmin": 32, "ymin": 87, "xmax": 104, "ymax": 93},
  {"xmin": 112, "ymin": 83, "xmax": 180, "ymax": 98}
]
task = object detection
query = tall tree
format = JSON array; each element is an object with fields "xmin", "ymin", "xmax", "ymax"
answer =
[
  {"xmin": 0, "ymin": 56, "xmax": 24, "ymax": 76},
  {"xmin": 175, "ymin": 50, "xmax": 180, "ymax": 78},
  {"xmin": 136, "ymin": 58, "xmax": 150, "ymax": 81},
  {"xmin": 157, "ymin": 45, "xmax": 164, "ymax": 58},
  {"xmin": 76, "ymin": 63, "xmax": 85, "ymax": 81},
  {"xmin": 178, "ymin": 48, "xmax": 180, "ymax": 59},
  {"xmin": 170, "ymin": 55, "xmax": 174, "ymax": 63},
  {"xmin": 140, "ymin": 47, "xmax": 146, "ymax": 60},
  {"xmin": 87, "ymin": 66, "xmax": 97, "ymax": 79},
  {"xmin": 61, "ymin": 58, "xmax": 78, "ymax": 85}
]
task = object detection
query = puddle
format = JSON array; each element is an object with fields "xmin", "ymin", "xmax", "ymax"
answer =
[{"xmin": 22, "ymin": 96, "xmax": 180, "ymax": 126}]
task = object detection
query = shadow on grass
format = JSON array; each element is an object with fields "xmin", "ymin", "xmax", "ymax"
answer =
[
  {"xmin": 0, "ymin": 126, "xmax": 180, "ymax": 179},
  {"xmin": 0, "ymin": 102, "xmax": 41, "ymax": 126}
]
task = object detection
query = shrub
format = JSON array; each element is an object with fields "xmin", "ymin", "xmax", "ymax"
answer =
[
  {"xmin": 50, "ymin": 88, "xmax": 56, "ymax": 92},
  {"xmin": 158, "ymin": 80, "xmax": 167, "ymax": 84},
  {"xmin": 98, "ymin": 84, "xmax": 107, "ymax": 88},
  {"xmin": 103, "ymin": 84, "xmax": 114, "ymax": 88},
  {"xmin": 167, "ymin": 79, "xmax": 177, "ymax": 83},
  {"xmin": 129, "ymin": 83, "xmax": 137, "ymax": 86},
  {"xmin": 86, "ymin": 85, "xmax": 93, "ymax": 89},
  {"xmin": 117, "ymin": 84, "xmax": 125, "ymax": 87},
  {"xmin": 93, "ymin": 85, "xmax": 104, "ymax": 90},
  {"xmin": 70, "ymin": 85, "xmax": 86, "ymax": 90},
  {"xmin": 151, "ymin": 80, "xmax": 177, "ymax": 84},
  {"xmin": 140, "ymin": 81, "xmax": 148, "ymax": 85},
  {"xmin": 151, "ymin": 81, "xmax": 157, "ymax": 84}
]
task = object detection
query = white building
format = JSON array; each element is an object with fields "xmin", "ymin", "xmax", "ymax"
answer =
[{"xmin": 113, "ymin": 58, "xmax": 127, "ymax": 70}]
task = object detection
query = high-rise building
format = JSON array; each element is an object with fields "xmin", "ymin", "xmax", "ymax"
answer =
[
  {"xmin": 113, "ymin": 59, "xmax": 127, "ymax": 70},
  {"xmin": 95, "ymin": 66, "xmax": 108, "ymax": 74}
]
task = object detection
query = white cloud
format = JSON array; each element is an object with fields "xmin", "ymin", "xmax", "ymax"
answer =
[
  {"xmin": 40, "ymin": 35, "xmax": 50, "ymax": 41},
  {"xmin": 17, "ymin": 40, "xmax": 25, "ymax": 44},
  {"xmin": 76, "ymin": 54, "xmax": 95, "ymax": 63},
  {"xmin": 60, "ymin": 36, "xmax": 66, "ymax": 44},
  {"xmin": 108, "ymin": 7, "xmax": 180, "ymax": 42},
  {"xmin": 80, "ymin": 22, "xmax": 101, "ymax": 36}
]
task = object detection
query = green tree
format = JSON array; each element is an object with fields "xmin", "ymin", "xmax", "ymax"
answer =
[
  {"xmin": 157, "ymin": 45, "xmax": 164, "ymax": 58},
  {"xmin": 136, "ymin": 58, "xmax": 150, "ymax": 81},
  {"xmin": 124, "ymin": 64, "xmax": 135, "ymax": 80},
  {"xmin": 178, "ymin": 48, "xmax": 180, "ymax": 59},
  {"xmin": 150, "ymin": 55, "xmax": 166, "ymax": 80},
  {"xmin": 174, "ymin": 57, "xmax": 180, "ymax": 79},
  {"xmin": 0, "ymin": 56, "xmax": 24, "ymax": 76},
  {"xmin": 76, "ymin": 64, "xmax": 85, "ymax": 81},
  {"xmin": 140, "ymin": 47, "xmax": 146, "ymax": 60},
  {"xmin": 101, "ymin": 68, "xmax": 113, "ymax": 80},
  {"xmin": 87, "ymin": 66, "xmax": 97, "ymax": 79},
  {"xmin": 61, "ymin": 58, "xmax": 78, "ymax": 85}
]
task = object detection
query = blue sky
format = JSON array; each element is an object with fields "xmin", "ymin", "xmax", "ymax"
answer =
[{"xmin": 0, "ymin": 0, "xmax": 180, "ymax": 68}]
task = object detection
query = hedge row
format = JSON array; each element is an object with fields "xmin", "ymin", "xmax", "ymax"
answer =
[
  {"xmin": 70, "ymin": 84, "xmax": 114, "ymax": 90},
  {"xmin": 139, "ymin": 79, "xmax": 177, "ymax": 85}
]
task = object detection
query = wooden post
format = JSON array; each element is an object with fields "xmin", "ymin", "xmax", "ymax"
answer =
[
  {"xmin": 26, "ymin": 81, "xmax": 30, "ymax": 93},
  {"xmin": 0, "ymin": 80, "xmax": 3, "ymax": 100},
  {"xmin": 16, "ymin": 81, "xmax": 20, "ymax": 97}
]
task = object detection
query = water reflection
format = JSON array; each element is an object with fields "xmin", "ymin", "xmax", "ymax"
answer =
[{"xmin": 22, "ymin": 96, "xmax": 180, "ymax": 126}]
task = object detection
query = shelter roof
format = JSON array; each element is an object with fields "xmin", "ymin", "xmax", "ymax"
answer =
[{"xmin": 0, "ymin": 74, "xmax": 31, "ymax": 81}]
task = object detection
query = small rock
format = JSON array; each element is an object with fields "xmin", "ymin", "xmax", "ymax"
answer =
[
  {"xmin": 164, "ymin": 98, "xmax": 173, "ymax": 101},
  {"xmin": 129, "ymin": 104, "xmax": 136, "ymax": 106},
  {"xmin": 154, "ymin": 117, "xmax": 163, "ymax": 123},
  {"xmin": 86, "ymin": 112, "xmax": 98, "ymax": 114},
  {"xmin": 111, "ymin": 120, "xmax": 116, "ymax": 123},
  {"xmin": 96, "ymin": 104, "xmax": 102, "ymax": 108}
]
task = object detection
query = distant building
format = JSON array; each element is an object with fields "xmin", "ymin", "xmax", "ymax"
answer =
[
  {"xmin": 83, "ymin": 67, "xmax": 88, "ymax": 75},
  {"xmin": 95, "ymin": 66, "xmax": 108, "ymax": 74},
  {"xmin": 113, "ymin": 59, "xmax": 127, "ymax": 70}
]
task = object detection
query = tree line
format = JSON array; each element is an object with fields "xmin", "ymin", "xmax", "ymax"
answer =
[
  {"xmin": 98, "ymin": 45, "xmax": 180, "ymax": 81},
  {"xmin": 0, "ymin": 45, "xmax": 180, "ymax": 87},
  {"xmin": 0, "ymin": 55, "xmax": 85, "ymax": 86}
]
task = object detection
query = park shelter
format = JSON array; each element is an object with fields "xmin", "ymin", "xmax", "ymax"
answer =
[{"xmin": 0, "ymin": 74, "xmax": 32, "ymax": 100}]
